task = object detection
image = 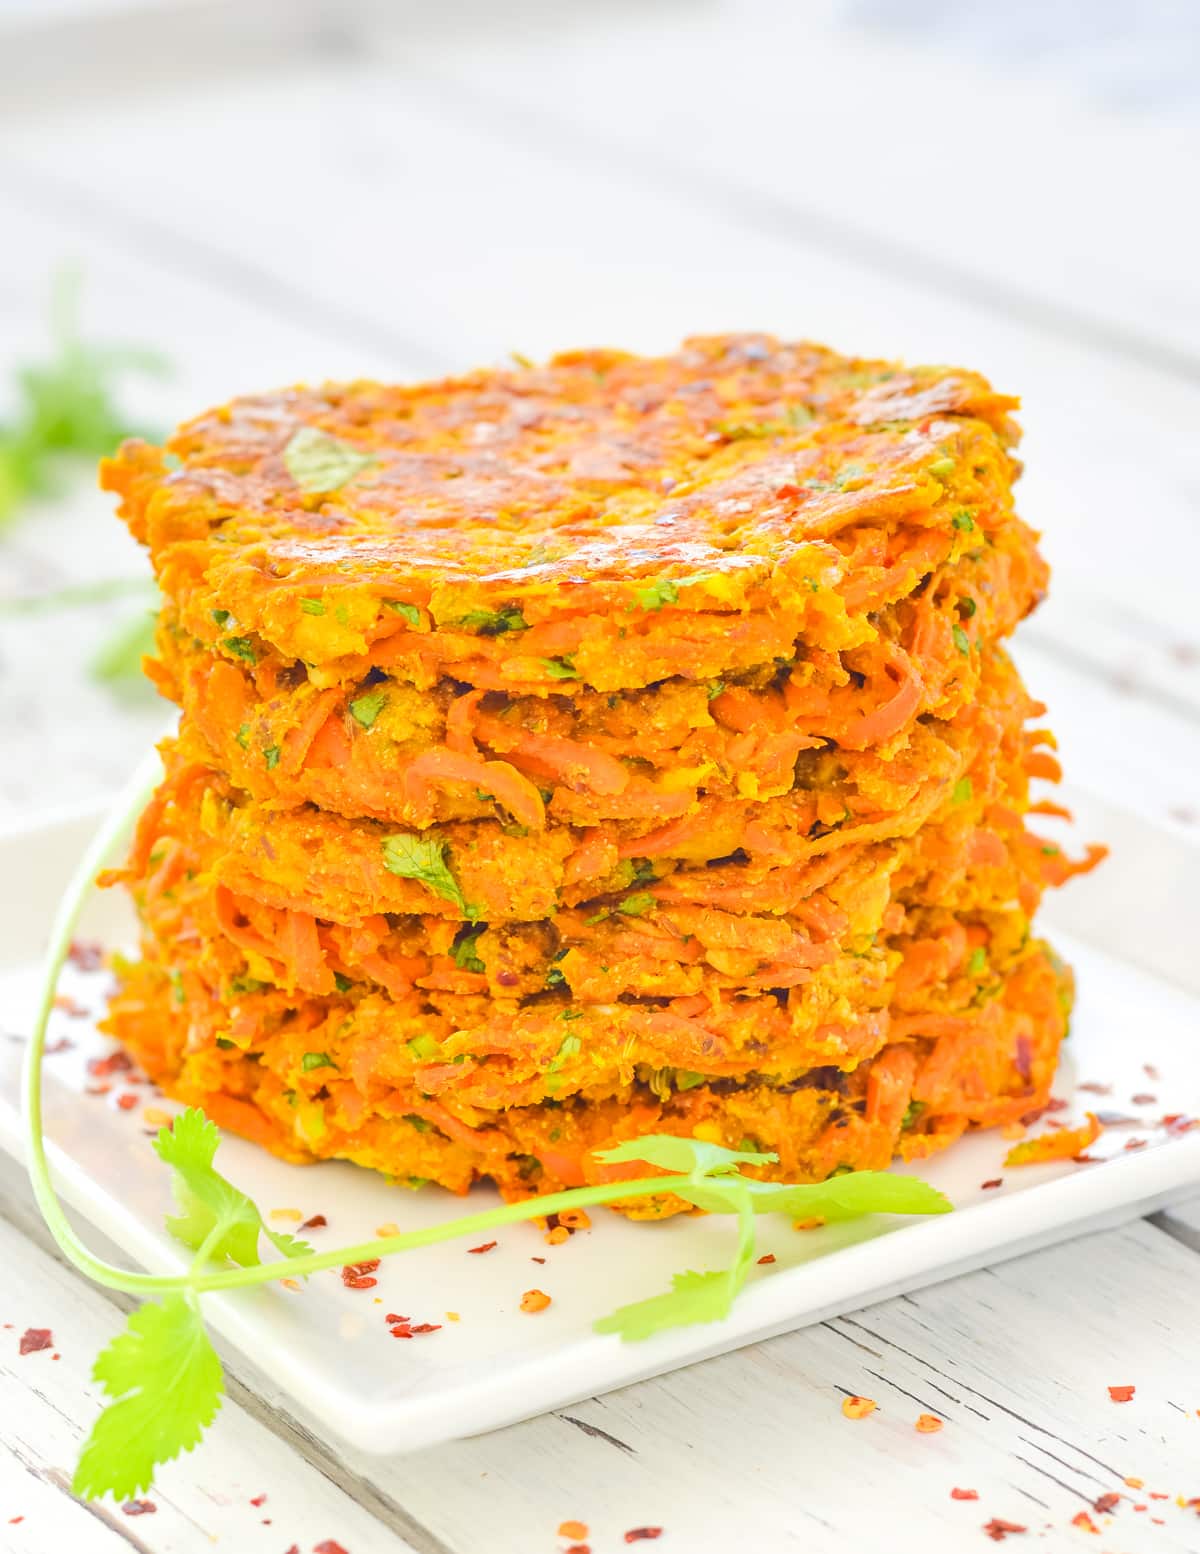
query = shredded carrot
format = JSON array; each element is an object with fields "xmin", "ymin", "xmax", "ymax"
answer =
[{"xmin": 1004, "ymin": 1112, "xmax": 1102, "ymax": 1166}]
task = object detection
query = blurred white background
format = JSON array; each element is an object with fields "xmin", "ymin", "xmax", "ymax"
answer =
[{"xmin": 1, "ymin": 0, "xmax": 1198, "ymax": 828}]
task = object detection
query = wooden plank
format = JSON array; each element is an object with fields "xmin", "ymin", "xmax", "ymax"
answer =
[
  {"xmin": 0, "ymin": 1206, "xmax": 411, "ymax": 1553},
  {"xmin": 392, "ymin": 0, "xmax": 1200, "ymax": 376},
  {"xmin": 186, "ymin": 1216, "xmax": 1200, "ymax": 1554}
]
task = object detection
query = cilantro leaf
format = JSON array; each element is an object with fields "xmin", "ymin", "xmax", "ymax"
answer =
[
  {"xmin": 540, "ymin": 656, "xmax": 577, "ymax": 679},
  {"xmin": 676, "ymin": 1170, "xmax": 952, "ymax": 1219},
  {"xmin": 635, "ymin": 579, "xmax": 678, "ymax": 612},
  {"xmin": 456, "ymin": 606, "xmax": 527, "ymax": 636},
  {"xmin": 283, "ymin": 427, "xmax": 376, "ymax": 495},
  {"xmin": 154, "ymin": 1108, "xmax": 312, "ymax": 1268},
  {"xmin": 451, "ymin": 926, "xmax": 486, "ymax": 973},
  {"xmin": 381, "ymin": 832, "xmax": 471, "ymax": 913},
  {"xmin": 594, "ymin": 1267, "xmax": 742, "ymax": 1342},
  {"xmin": 72, "ymin": 1295, "xmax": 223, "ymax": 1500},
  {"xmin": 349, "ymin": 689, "xmax": 387, "ymax": 729},
  {"xmin": 384, "ymin": 600, "xmax": 421, "ymax": 625}
]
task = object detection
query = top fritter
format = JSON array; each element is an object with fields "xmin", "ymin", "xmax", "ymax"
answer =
[{"xmin": 102, "ymin": 335, "xmax": 1024, "ymax": 695}]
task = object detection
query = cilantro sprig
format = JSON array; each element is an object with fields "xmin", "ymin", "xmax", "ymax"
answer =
[{"xmin": 24, "ymin": 753, "xmax": 952, "ymax": 1502}]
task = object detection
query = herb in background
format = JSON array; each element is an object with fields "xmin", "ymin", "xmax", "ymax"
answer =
[{"xmin": 0, "ymin": 268, "xmax": 166, "ymax": 528}]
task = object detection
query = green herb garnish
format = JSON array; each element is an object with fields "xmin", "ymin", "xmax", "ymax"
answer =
[
  {"xmin": 951, "ymin": 510, "xmax": 975, "ymax": 532},
  {"xmin": 300, "ymin": 598, "xmax": 326, "ymax": 616},
  {"xmin": 456, "ymin": 606, "xmax": 527, "ymax": 636},
  {"xmin": 540, "ymin": 656, "xmax": 577, "ymax": 679},
  {"xmin": 952, "ymin": 776, "xmax": 973, "ymax": 805},
  {"xmin": 635, "ymin": 579, "xmax": 679, "ymax": 612},
  {"xmin": 283, "ymin": 427, "xmax": 376, "ymax": 495},
  {"xmin": 451, "ymin": 927, "xmax": 486, "ymax": 974},
  {"xmin": 381, "ymin": 832, "xmax": 471, "ymax": 914},
  {"xmin": 300, "ymin": 1052, "xmax": 336, "ymax": 1072},
  {"xmin": 617, "ymin": 892, "xmax": 657, "ymax": 917},
  {"xmin": 349, "ymin": 690, "xmax": 387, "ymax": 729},
  {"xmin": 384, "ymin": 601, "xmax": 421, "ymax": 625},
  {"xmin": 263, "ymin": 746, "xmax": 281, "ymax": 770},
  {"xmin": 952, "ymin": 624, "xmax": 971, "ymax": 656},
  {"xmin": 24, "ymin": 768, "xmax": 951, "ymax": 1501},
  {"xmin": 222, "ymin": 636, "xmax": 256, "ymax": 664}
]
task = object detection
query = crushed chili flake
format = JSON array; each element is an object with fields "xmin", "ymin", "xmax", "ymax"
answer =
[
  {"xmin": 1004, "ymin": 1113, "xmax": 1101, "ymax": 1167},
  {"xmin": 1070, "ymin": 1511, "xmax": 1098, "ymax": 1533},
  {"xmin": 1124, "ymin": 1477, "xmax": 1144, "ymax": 1489},
  {"xmin": 390, "ymin": 1323, "xmax": 413, "ymax": 1338},
  {"xmin": 121, "ymin": 1499, "xmax": 156, "ymax": 1515},
  {"xmin": 558, "ymin": 1520, "xmax": 589, "ymax": 1540},
  {"xmin": 1092, "ymin": 1493, "xmax": 1120, "ymax": 1514},
  {"xmin": 521, "ymin": 1288, "xmax": 552, "ymax": 1313},
  {"xmin": 68, "ymin": 939, "xmax": 104, "ymax": 971},
  {"xmin": 1148, "ymin": 1492, "xmax": 1169, "ymax": 1501},
  {"xmin": 8, "ymin": 1516, "xmax": 24, "ymax": 1524},
  {"xmin": 341, "ymin": 1260, "xmax": 380, "ymax": 1289},
  {"xmin": 794, "ymin": 1216, "xmax": 825, "ymax": 1231},
  {"xmin": 1131, "ymin": 1094, "xmax": 1157, "ymax": 1106},
  {"xmin": 624, "ymin": 1531, "xmax": 663, "ymax": 1544},
  {"xmin": 44, "ymin": 1036, "xmax": 74, "ymax": 1055},
  {"xmin": 757, "ymin": 1253, "xmax": 777, "ymax": 1265},
  {"xmin": 53, "ymin": 994, "xmax": 88, "ymax": 1017},
  {"xmin": 19, "ymin": 1328, "xmax": 53, "ymax": 1355},
  {"xmin": 1045, "ymin": 1097, "xmax": 1069, "ymax": 1112},
  {"xmin": 468, "ymin": 1241, "xmax": 497, "ymax": 1255},
  {"xmin": 411, "ymin": 1323, "xmax": 441, "ymax": 1334},
  {"xmin": 981, "ymin": 1179, "xmax": 1003, "ymax": 1190},
  {"xmin": 385, "ymin": 1313, "xmax": 408, "ymax": 1324},
  {"xmin": 250, "ymin": 1494, "xmax": 267, "ymax": 1507},
  {"xmin": 1107, "ymin": 1385, "xmax": 1136, "ymax": 1403},
  {"xmin": 142, "ymin": 1106, "xmax": 171, "ymax": 1127},
  {"xmin": 841, "ymin": 1395, "xmax": 876, "ymax": 1419},
  {"xmin": 280, "ymin": 1277, "xmax": 301, "ymax": 1292},
  {"xmin": 951, "ymin": 1488, "xmax": 980, "ymax": 1501},
  {"xmin": 314, "ymin": 1543, "xmax": 350, "ymax": 1554},
  {"xmin": 982, "ymin": 1518, "xmax": 1027, "ymax": 1540},
  {"xmin": 85, "ymin": 1083, "xmax": 112, "ymax": 1097},
  {"xmin": 915, "ymin": 1413, "xmax": 943, "ymax": 1433},
  {"xmin": 375, "ymin": 1221, "xmax": 400, "ymax": 1238},
  {"xmin": 565, "ymin": 1546, "xmax": 591, "ymax": 1554},
  {"xmin": 531, "ymin": 1255, "xmax": 546, "ymax": 1264},
  {"xmin": 270, "ymin": 1207, "xmax": 303, "ymax": 1222},
  {"xmin": 1124, "ymin": 1138, "xmax": 1148, "ymax": 1151},
  {"xmin": 87, "ymin": 1050, "xmax": 132, "ymax": 1077},
  {"xmin": 1078, "ymin": 1081, "xmax": 1112, "ymax": 1095},
  {"xmin": 301, "ymin": 1213, "xmax": 327, "ymax": 1230},
  {"xmin": 115, "ymin": 1092, "xmax": 139, "ymax": 1111},
  {"xmin": 446, "ymin": 1311, "xmax": 460, "ymax": 1322},
  {"xmin": 1144, "ymin": 1064, "xmax": 1161, "ymax": 1080}
]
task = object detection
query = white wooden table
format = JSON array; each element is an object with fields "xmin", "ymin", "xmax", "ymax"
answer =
[{"xmin": 2, "ymin": 4, "xmax": 1200, "ymax": 1550}]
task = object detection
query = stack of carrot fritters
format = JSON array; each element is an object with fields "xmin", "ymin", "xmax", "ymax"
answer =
[{"xmin": 100, "ymin": 334, "xmax": 1098, "ymax": 1210}]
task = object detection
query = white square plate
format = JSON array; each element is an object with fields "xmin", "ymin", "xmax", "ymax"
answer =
[{"xmin": 1, "ymin": 793, "xmax": 1198, "ymax": 1455}]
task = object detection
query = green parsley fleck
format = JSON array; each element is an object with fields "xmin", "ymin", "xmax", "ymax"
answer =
[
  {"xmin": 407, "ymin": 1034, "xmax": 442, "ymax": 1062},
  {"xmin": 263, "ymin": 746, "xmax": 280, "ymax": 770},
  {"xmin": 545, "ymin": 967, "xmax": 567, "ymax": 989},
  {"xmin": 967, "ymin": 947, "xmax": 987, "ymax": 977},
  {"xmin": 349, "ymin": 690, "xmax": 387, "ymax": 729},
  {"xmin": 222, "ymin": 636, "xmax": 256, "ymax": 664},
  {"xmin": 451, "ymin": 927, "xmax": 486, "ymax": 974},
  {"xmin": 928, "ymin": 457, "xmax": 956, "ymax": 479},
  {"xmin": 456, "ymin": 606, "xmax": 527, "ymax": 636},
  {"xmin": 300, "ymin": 598, "xmax": 326, "ymax": 616},
  {"xmin": 215, "ymin": 1037, "xmax": 236, "ymax": 1050},
  {"xmin": 404, "ymin": 1113, "xmax": 433, "ymax": 1133},
  {"xmin": 333, "ymin": 973, "xmax": 353, "ymax": 994},
  {"xmin": 381, "ymin": 833, "xmax": 471, "ymax": 914},
  {"xmin": 540, "ymin": 656, "xmax": 577, "ymax": 679},
  {"xmin": 301, "ymin": 1052, "xmax": 336, "ymax": 1072},
  {"xmin": 635, "ymin": 579, "xmax": 679, "ymax": 612},
  {"xmin": 384, "ymin": 600, "xmax": 421, "ymax": 626},
  {"xmin": 617, "ymin": 892, "xmax": 657, "ymax": 917},
  {"xmin": 210, "ymin": 609, "xmax": 232, "ymax": 629},
  {"xmin": 234, "ymin": 724, "xmax": 250, "ymax": 751},
  {"xmin": 675, "ymin": 1071, "xmax": 707, "ymax": 1091},
  {"xmin": 958, "ymin": 596, "xmax": 977, "ymax": 618},
  {"xmin": 707, "ymin": 680, "xmax": 726, "ymax": 701},
  {"xmin": 952, "ymin": 624, "xmax": 970, "ymax": 656},
  {"xmin": 951, "ymin": 509, "xmax": 975, "ymax": 532},
  {"xmin": 283, "ymin": 427, "xmax": 376, "ymax": 495},
  {"xmin": 952, "ymin": 776, "xmax": 973, "ymax": 805}
]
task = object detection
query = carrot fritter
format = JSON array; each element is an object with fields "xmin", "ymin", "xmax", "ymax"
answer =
[
  {"xmin": 103, "ymin": 335, "xmax": 1028, "ymax": 693},
  {"xmin": 103, "ymin": 940, "xmax": 1071, "ymax": 1211}
]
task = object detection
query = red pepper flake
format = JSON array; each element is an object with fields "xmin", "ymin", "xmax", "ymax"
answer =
[
  {"xmin": 115, "ymin": 1091, "xmax": 139, "ymax": 1111},
  {"xmin": 44, "ymin": 1036, "xmax": 74, "ymax": 1055},
  {"xmin": 468, "ymin": 1241, "xmax": 497, "ymax": 1255},
  {"xmin": 1107, "ymin": 1385, "xmax": 1135, "ymax": 1403},
  {"xmin": 53, "ymin": 994, "xmax": 88, "ymax": 1017},
  {"xmin": 122, "ymin": 1499, "xmax": 156, "ymax": 1515},
  {"xmin": 566, "ymin": 1546, "xmax": 591, "ymax": 1554},
  {"xmin": 85, "ymin": 1083, "xmax": 112, "ymax": 1097},
  {"xmin": 951, "ymin": 1488, "xmax": 980, "ymax": 1501},
  {"xmin": 1144, "ymin": 1063, "xmax": 1161, "ymax": 1080},
  {"xmin": 1078, "ymin": 1081, "xmax": 1112, "ymax": 1095},
  {"xmin": 411, "ymin": 1323, "xmax": 442, "ymax": 1334},
  {"xmin": 1131, "ymin": 1093, "xmax": 1157, "ymax": 1106},
  {"xmin": 841, "ymin": 1395, "xmax": 877, "ymax": 1419},
  {"xmin": 68, "ymin": 939, "xmax": 104, "ymax": 971},
  {"xmin": 1045, "ymin": 1096, "xmax": 1069, "ymax": 1112},
  {"xmin": 384, "ymin": 1313, "xmax": 408, "ymax": 1324},
  {"xmin": 981, "ymin": 1179, "xmax": 1003, "ymax": 1190},
  {"xmin": 341, "ymin": 1260, "xmax": 380, "ymax": 1289},
  {"xmin": 8, "ymin": 1516, "xmax": 24, "ymax": 1524},
  {"xmin": 249, "ymin": 1493, "xmax": 267, "ymax": 1507},
  {"xmin": 624, "ymin": 1531, "xmax": 663, "ymax": 1544},
  {"xmin": 559, "ymin": 1521, "xmax": 589, "ymax": 1540},
  {"xmin": 757, "ymin": 1253, "xmax": 776, "ymax": 1265},
  {"xmin": 982, "ymin": 1519, "xmax": 1026, "ymax": 1541},
  {"xmin": 531, "ymin": 1255, "xmax": 546, "ymax": 1264},
  {"xmin": 19, "ymin": 1328, "xmax": 53, "ymax": 1355},
  {"xmin": 1149, "ymin": 1492, "xmax": 1169, "ymax": 1500},
  {"xmin": 301, "ymin": 1214, "xmax": 327, "ymax": 1230},
  {"xmin": 915, "ymin": 1413, "xmax": 943, "ymax": 1433},
  {"xmin": 1123, "ymin": 1138, "xmax": 1147, "ymax": 1151},
  {"xmin": 87, "ymin": 1050, "xmax": 132, "ymax": 1077},
  {"xmin": 390, "ymin": 1322, "xmax": 413, "ymax": 1338},
  {"xmin": 314, "ymin": 1543, "xmax": 350, "ymax": 1554},
  {"xmin": 1092, "ymin": 1493, "xmax": 1120, "ymax": 1514},
  {"xmin": 1070, "ymin": 1511, "xmax": 1098, "ymax": 1532}
]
